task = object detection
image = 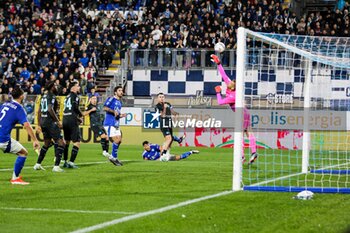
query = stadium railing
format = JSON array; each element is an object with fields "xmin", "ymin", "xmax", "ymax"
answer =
[{"xmin": 126, "ymin": 48, "xmax": 340, "ymax": 70}]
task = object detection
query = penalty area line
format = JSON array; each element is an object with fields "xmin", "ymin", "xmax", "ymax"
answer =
[
  {"xmin": 70, "ymin": 190, "xmax": 234, "ymax": 233},
  {"xmin": 0, "ymin": 207, "xmax": 135, "ymax": 215}
]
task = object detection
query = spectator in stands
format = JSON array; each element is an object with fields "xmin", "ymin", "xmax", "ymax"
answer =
[
  {"xmin": 0, "ymin": 79, "xmax": 10, "ymax": 94},
  {"xmin": 100, "ymin": 48, "xmax": 112, "ymax": 69},
  {"xmin": 88, "ymin": 87, "xmax": 100, "ymax": 99},
  {"xmin": 0, "ymin": 0, "xmax": 349, "ymax": 99},
  {"xmin": 80, "ymin": 73, "xmax": 87, "ymax": 95},
  {"xmin": 79, "ymin": 53, "xmax": 89, "ymax": 68},
  {"xmin": 20, "ymin": 66, "xmax": 31, "ymax": 81},
  {"xmin": 32, "ymin": 80, "xmax": 41, "ymax": 95},
  {"xmin": 151, "ymin": 24, "xmax": 163, "ymax": 43}
]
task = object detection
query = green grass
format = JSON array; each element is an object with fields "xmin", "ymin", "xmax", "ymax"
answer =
[{"xmin": 0, "ymin": 144, "xmax": 349, "ymax": 233}]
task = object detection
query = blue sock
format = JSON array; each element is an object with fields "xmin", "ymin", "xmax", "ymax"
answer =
[
  {"xmin": 112, "ymin": 143, "xmax": 119, "ymax": 158},
  {"xmin": 173, "ymin": 136, "xmax": 180, "ymax": 143},
  {"xmin": 180, "ymin": 152, "xmax": 191, "ymax": 160},
  {"xmin": 14, "ymin": 156, "xmax": 27, "ymax": 178}
]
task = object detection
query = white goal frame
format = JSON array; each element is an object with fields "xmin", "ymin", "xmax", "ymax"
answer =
[{"xmin": 233, "ymin": 27, "xmax": 350, "ymax": 193}]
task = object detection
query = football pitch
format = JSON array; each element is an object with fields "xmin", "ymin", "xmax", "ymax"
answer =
[{"xmin": 0, "ymin": 144, "xmax": 349, "ymax": 233}]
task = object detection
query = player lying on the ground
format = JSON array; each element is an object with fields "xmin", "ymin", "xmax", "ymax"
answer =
[
  {"xmin": 211, "ymin": 54, "xmax": 258, "ymax": 165},
  {"xmin": 142, "ymin": 141, "xmax": 199, "ymax": 161}
]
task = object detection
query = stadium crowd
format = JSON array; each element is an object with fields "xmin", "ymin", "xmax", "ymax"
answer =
[{"xmin": 0, "ymin": 0, "xmax": 349, "ymax": 94}]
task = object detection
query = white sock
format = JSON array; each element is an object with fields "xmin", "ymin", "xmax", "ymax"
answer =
[{"xmin": 12, "ymin": 172, "xmax": 18, "ymax": 180}]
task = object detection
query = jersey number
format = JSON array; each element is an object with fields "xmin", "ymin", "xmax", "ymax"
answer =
[
  {"xmin": 40, "ymin": 98, "xmax": 48, "ymax": 112},
  {"xmin": 0, "ymin": 107, "xmax": 10, "ymax": 121},
  {"xmin": 64, "ymin": 97, "xmax": 72, "ymax": 111}
]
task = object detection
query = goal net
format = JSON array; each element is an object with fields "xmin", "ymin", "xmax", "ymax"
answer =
[{"xmin": 233, "ymin": 28, "xmax": 350, "ymax": 193}]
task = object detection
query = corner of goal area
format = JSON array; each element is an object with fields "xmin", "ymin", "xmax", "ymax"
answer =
[{"xmin": 243, "ymin": 186, "xmax": 350, "ymax": 194}]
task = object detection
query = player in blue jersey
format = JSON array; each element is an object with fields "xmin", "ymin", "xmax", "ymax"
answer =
[
  {"xmin": 142, "ymin": 141, "xmax": 199, "ymax": 161},
  {"xmin": 103, "ymin": 86, "xmax": 126, "ymax": 166},
  {"xmin": 0, "ymin": 87, "xmax": 40, "ymax": 185}
]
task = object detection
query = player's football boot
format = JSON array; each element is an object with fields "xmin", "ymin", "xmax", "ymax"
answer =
[
  {"xmin": 10, "ymin": 176, "xmax": 30, "ymax": 185},
  {"xmin": 52, "ymin": 166, "xmax": 64, "ymax": 172},
  {"xmin": 33, "ymin": 163, "xmax": 46, "ymax": 170},
  {"xmin": 178, "ymin": 135, "xmax": 186, "ymax": 144},
  {"xmin": 67, "ymin": 162, "xmax": 78, "ymax": 169},
  {"xmin": 102, "ymin": 151, "xmax": 111, "ymax": 158},
  {"xmin": 191, "ymin": 150, "xmax": 199, "ymax": 154},
  {"xmin": 108, "ymin": 156, "xmax": 123, "ymax": 166},
  {"xmin": 248, "ymin": 153, "xmax": 258, "ymax": 165},
  {"xmin": 114, "ymin": 158, "xmax": 123, "ymax": 166}
]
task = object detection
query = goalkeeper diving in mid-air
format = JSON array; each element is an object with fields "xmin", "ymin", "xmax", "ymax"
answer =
[{"xmin": 211, "ymin": 54, "xmax": 258, "ymax": 165}]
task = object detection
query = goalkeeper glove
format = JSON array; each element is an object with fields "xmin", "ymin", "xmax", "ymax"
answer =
[
  {"xmin": 215, "ymin": 86, "xmax": 222, "ymax": 93},
  {"xmin": 210, "ymin": 54, "xmax": 221, "ymax": 65}
]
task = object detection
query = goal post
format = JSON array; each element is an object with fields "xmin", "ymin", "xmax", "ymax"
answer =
[
  {"xmin": 234, "ymin": 27, "xmax": 350, "ymax": 193},
  {"xmin": 232, "ymin": 27, "xmax": 246, "ymax": 191}
]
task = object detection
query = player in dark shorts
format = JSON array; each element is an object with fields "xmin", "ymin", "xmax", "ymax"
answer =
[
  {"xmin": 34, "ymin": 81, "xmax": 66, "ymax": 172},
  {"xmin": 155, "ymin": 93, "xmax": 183, "ymax": 157},
  {"xmin": 62, "ymin": 81, "xmax": 83, "ymax": 168},
  {"xmin": 83, "ymin": 95, "xmax": 110, "ymax": 157}
]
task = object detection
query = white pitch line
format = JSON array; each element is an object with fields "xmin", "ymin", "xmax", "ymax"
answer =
[
  {"xmin": 69, "ymin": 160, "xmax": 350, "ymax": 233},
  {"xmin": 312, "ymin": 161, "xmax": 350, "ymax": 171},
  {"xmin": 251, "ymin": 161, "xmax": 350, "ymax": 187},
  {"xmin": 70, "ymin": 190, "xmax": 234, "ymax": 233},
  {"xmin": 0, "ymin": 207, "xmax": 135, "ymax": 215},
  {"xmin": 249, "ymin": 172, "xmax": 304, "ymax": 186},
  {"xmin": 0, "ymin": 160, "xmax": 131, "ymax": 172}
]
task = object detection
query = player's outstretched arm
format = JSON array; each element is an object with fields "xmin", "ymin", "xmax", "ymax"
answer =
[
  {"xmin": 103, "ymin": 106, "xmax": 114, "ymax": 113},
  {"xmin": 215, "ymin": 86, "xmax": 235, "ymax": 105},
  {"xmin": 82, "ymin": 107, "xmax": 96, "ymax": 116},
  {"xmin": 163, "ymin": 102, "xmax": 178, "ymax": 116},
  {"xmin": 170, "ymin": 108, "xmax": 178, "ymax": 116},
  {"xmin": 211, "ymin": 54, "xmax": 231, "ymax": 85}
]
